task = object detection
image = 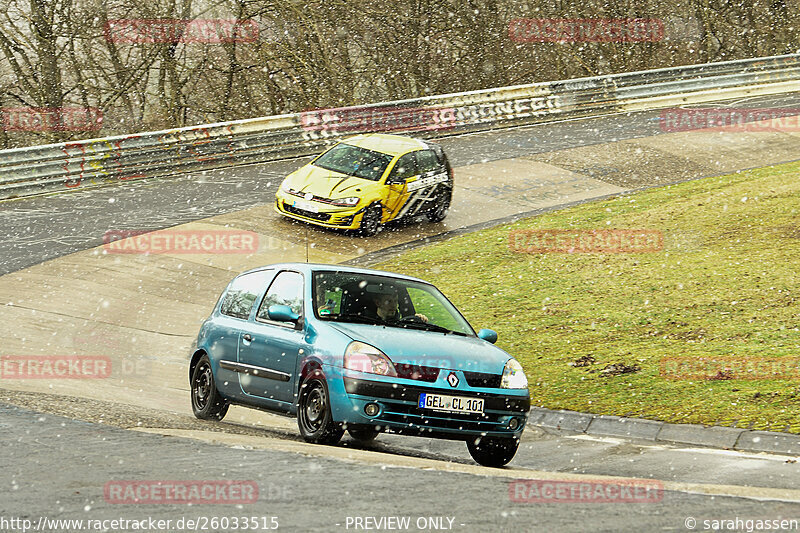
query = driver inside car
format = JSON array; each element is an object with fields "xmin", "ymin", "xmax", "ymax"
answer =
[{"xmin": 367, "ymin": 286, "xmax": 428, "ymax": 324}]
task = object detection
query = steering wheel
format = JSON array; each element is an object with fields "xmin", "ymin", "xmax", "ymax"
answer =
[{"xmin": 399, "ymin": 314, "xmax": 425, "ymax": 324}]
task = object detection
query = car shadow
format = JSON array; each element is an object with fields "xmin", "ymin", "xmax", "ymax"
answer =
[
  {"xmin": 336, "ymin": 434, "xmax": 476, "ymax": 466},
  {"xmin": 213, "ymin": 418, "xmax": 476, "ymax": 465}
]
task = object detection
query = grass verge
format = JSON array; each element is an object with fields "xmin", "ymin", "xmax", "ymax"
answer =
[{"xmin": 376, "ymin": 161, "xmax": 800, "ymax": 432}]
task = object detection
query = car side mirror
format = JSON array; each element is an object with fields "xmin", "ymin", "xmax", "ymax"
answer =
[
  {"xmin": 477, "ymin": 329, "xmax": 498, "ymax": 344},
  {"xmin": 268, "ymin": 304, "xmax": 300, "ymax": 323}
]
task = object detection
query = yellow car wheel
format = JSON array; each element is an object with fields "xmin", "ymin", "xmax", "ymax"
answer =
[{"xmin": 358, "ymin": 204, "xmax": 382, "ymax": 237}]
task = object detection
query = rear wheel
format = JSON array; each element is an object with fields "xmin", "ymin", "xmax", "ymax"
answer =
[
  {"xmin": 297, "ymin": 371, "xmax": 343, "ymax": 444},
  {"xmin": 191, "ymin": 355, "xmax": 229, "ymax": 421},
  {"xmin": 466, "ymin": 435, "xmax": 519, "ymax": 467},
  {"xmin": 359, "ymin": 204, "xmax": 382, "ymax": 236},
  {"xmin": 426, "ymin": 188, "xmax": 451, "ymax": 222},
  {"xmin": 347, "ymin": 424, "xmax": 381, "ymax": 442}
]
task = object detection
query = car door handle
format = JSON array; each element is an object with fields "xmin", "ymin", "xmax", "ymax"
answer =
[{"xmin": 242, "ymin": 334, "xmax": 253, "ymax": 342}]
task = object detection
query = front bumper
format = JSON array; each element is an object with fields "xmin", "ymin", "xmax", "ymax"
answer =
[
  {"xmin": 274, "ymin": 195, "xmax": 363, "ymax": 230},
  {"xmin": 334, "ymin": 375, "xmax": 530, "ymax": 440}
]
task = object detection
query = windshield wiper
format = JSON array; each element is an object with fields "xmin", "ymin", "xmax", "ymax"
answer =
[
  {"xmin": 333, "ymin": 313, "xmax": 384, "ymax": 325},
  {"xmin": 398, "ymin": 322, "xmax": 467, "ymax": 336}
]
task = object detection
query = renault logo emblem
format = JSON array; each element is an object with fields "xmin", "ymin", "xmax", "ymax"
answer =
[{"xmin": 447, "ymin": 372, "xmax": 459, "ymax": 387}]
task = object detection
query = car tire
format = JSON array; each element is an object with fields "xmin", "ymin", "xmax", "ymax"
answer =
[
  {"xmin": 191, "ymin": 355, "xmax": 229, "ymax": 421},
  {"xmin": 359, "ymin": 204, "xmax": 382, "ymax": 236},
  {"xmin": 426, "ymin": 188, "xmax": 451, "ymax": 222},
  {"xmin": 466, "ymin": 435, "xmax": 520, "ymax": 467},
  {"xmin": 297, "ymin": 371, "xmax": 344, "ymax": 445},
  {"xmin": 347, "ymin": 424, "xmax": 381, "ymax": 442}
]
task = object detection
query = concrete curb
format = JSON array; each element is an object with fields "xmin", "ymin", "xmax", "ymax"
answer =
[{"xmin": 527, "ymin": 407, "xmax": 800, "ymax": 456}]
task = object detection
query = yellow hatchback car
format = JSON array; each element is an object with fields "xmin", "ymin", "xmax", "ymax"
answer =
[{"xmin": 275, "ymin": 133, "xmax": 453, "ymax": 236}]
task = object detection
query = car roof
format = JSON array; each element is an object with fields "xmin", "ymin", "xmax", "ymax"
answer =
[
  {"xmin": 240, "ymin": 262, "xmax": 430, "ymax": 284},
  {"xmin": 340, "ymin": 133, "xmax": 429, "ymax": 156}
]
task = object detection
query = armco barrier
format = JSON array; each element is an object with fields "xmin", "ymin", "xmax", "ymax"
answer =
[{"xmin": 1, "ymin": 54, "xmax": 799, "ymax": 199}]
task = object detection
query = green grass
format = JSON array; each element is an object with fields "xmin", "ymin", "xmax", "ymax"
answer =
[{"xmin": 376, "ymin": 161, "xmax": 800, "ymax": 432}]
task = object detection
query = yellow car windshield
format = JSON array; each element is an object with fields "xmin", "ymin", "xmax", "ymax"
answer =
[{"xmin": 313, "ymin": 144, "xmax": 393, "ymax": 181}]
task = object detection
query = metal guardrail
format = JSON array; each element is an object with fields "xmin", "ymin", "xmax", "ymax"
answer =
[{"xmin": 1, "ymin": 54, "xmax": 798, "ymax": 200}]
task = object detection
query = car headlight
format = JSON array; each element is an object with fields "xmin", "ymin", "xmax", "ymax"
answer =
[
  {"xmin": 344, "ymin": 341, "xmax": 397, "ymax": 377},
  {"xmin": 330, "ymin": 197, "xmax": 360, "ymax": 207},
  {"xmin": 501, "ymin": 358, "xmax": 528, "ymax": 389},
  {"xmin": 280, "ymin": 181, "xmax": 298, "ymax": 195}
]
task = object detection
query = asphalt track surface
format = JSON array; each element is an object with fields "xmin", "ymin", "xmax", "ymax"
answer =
[
  {"xmin": 2, "ymin": 93, "xmax": 800, "ymax": 532},
  {"xmin": 3, "ymin": 403, "xmax": 800, "ymax": 533},
  {"xmin": 3, "ymin": 92, "xmax": 800, "ymax": 276}
]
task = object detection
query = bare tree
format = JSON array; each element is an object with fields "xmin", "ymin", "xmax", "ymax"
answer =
[{"xmin": 0, "ymin": 0, "xmax": 797, "ymax": 149}]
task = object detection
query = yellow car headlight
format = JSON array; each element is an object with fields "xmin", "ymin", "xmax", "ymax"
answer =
[
  {"xmin": 330, "ymin": 197, "xmax": 360, "ymax": 207},
  {"xmin": 280, "ymin": 181, "xmax": 298, "ymax": 196}
]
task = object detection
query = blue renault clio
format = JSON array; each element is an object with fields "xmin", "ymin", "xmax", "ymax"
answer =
[{"xmin": 189, "ymin": 263, "xmax": 530, "ymax": 466}]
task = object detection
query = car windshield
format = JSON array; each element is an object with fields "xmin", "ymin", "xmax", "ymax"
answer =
[
  {"xmin": 312, "ymin": 143, "xmax": 393, "ymax": 181},
  {"xmin": 313, "ymin": 271, "xmax": 474, "ymax": 336}
]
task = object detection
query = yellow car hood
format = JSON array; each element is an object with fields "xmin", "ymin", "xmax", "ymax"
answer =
[{"xmin": 285, "ymin": 165, "xmax": 376, "ymax": 199}]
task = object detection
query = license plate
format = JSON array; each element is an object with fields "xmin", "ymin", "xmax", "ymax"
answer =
[
  {"xmin": 293, "ymin": 200, "xmax": 318, "ymax": 213},
  {"xmin": 418, "ymin": 393, "xmax": 484, "ymax": 414}
]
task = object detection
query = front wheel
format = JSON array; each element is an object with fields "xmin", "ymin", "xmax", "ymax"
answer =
[
  {"xmin": 466, "ymin": 435, "xmax": 520, "ymax": 467},
  {"xmin": 358, "ymin": 204, "xmax": 382, "ymax": 236},
  {"xmin": 297, "ymin": 371, "xmax": 343, "ymax": 444},
  {"xmin": 191, "ymin": 355, "xmax": 229, "ymax": 421}
]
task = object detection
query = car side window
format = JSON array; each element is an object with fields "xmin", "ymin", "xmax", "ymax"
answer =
[
  {"xmin": 219, "ymin": 270, "xmax": 272, "ymax": 320},
  {"xmin": 257, "ymin": 271, "xmax": 304, "ymax": 321},
  {"xmin": 415, "ymin": 150, "xmax": 440, "ymax": 174},
  {"xmin": 388, "ymin": 152, "xmax": 419, "ymax": 182}
]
